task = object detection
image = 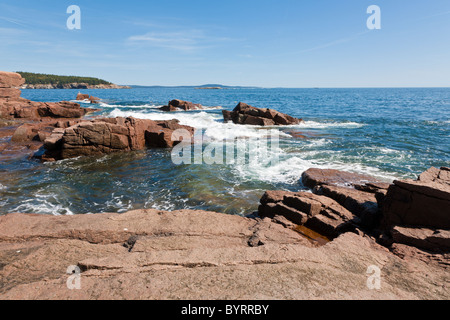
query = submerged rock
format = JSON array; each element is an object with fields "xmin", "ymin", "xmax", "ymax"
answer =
[{"xmin": 223, "ymin": 102, "xmax": 303, "ymax": 126}]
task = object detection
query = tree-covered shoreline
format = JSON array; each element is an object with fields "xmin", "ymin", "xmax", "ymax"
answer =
[{"xmin": 16, "ymin": 72, "xmax": 112, "ymax": 86}]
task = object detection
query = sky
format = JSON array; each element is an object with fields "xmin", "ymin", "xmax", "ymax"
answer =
[{"xmin": 0, "ymin": 0, "xmax": 449, "ymax": 87}]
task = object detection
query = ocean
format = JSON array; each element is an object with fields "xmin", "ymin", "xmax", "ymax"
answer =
[{"xmin": 0, "ymin": 87, "xmax": 449, "ymax": 216}]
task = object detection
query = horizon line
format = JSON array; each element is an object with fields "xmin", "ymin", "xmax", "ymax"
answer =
[{"xmin": 126, "ymin": 84, "xmax": 450, "ymax": 89}]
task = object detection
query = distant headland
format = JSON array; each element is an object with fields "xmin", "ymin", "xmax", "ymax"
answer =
[
  {"xmin": 17, "ymin": 72, "xmax": 131, "ymax": 89},
  {"xmin": 130, "ymin": 84, "xmax": 260, "ymax": 89}
]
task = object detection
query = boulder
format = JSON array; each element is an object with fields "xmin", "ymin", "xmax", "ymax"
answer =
[
  {"xmin": 11, "ymin": 104, "xmax": 39, "ymax": 119},
  {"xmin": 88, "ymin": 96, "xmax": 100, "ymax": 104},
  {"xmin": 259, "ymin": 169, "xmax": 394, "ymax": 238},
  {"xmin": 302, "ymin": 168, "xmax": 381, "ymax": 189},
  {"xmin": 418, "ymin": 166, "xmax": 449, "ymax": 183},
  {"xmin": 43, "ymin": 128, "xmax": 65, "ymax": 152},
  {"xmin": 160, "ymin": 99, "xmax": 203, "ymax": 112},
  {"xmin": 383, "ymin": 167, "xmax": 450, "ymax": 230},
  {"xmin": 41, "ymin": 117, "xmax": 195, "ymax": 161},
  {"xmin": 380, "ymin": 167, "xmax": 450, "ymax": 253},
  {"xmin": 76, "ymin": 93, "xmax": 100, "ymax": 104},
  {"xmin": 314, "ymin": 185, "xmax": 380, "ymax": 228},
  {"xmin": 222, "ymin": 102, "xmax": 302, "ymax": 126},
  {"xmin": 145, "ymin": 120, "xmax": 194, "ymax": 148},
  {"xmin": 11, "ymin": 120, "xmax": 84, "ymax": 144},
  {"xmin": 37, "ymin": 102, "xmax": 90, "ymax": 119},
  {"xmin": 301, "ymin": 168, "xmax": 391, "ymax": 227},
  {"xmin": 0, "ymin": 71, "xmax": 25, "ymax": 88},
  {"xmin": 258, "ymin": 190, "xmax": 359, "ymax": 238},
  {"xmin": 11, "ymin": 123, "xmax": 54, "ymax": 143},
  {"xmin": 76, "ymin": 93, "xmax": 90, "ymax": 100}
]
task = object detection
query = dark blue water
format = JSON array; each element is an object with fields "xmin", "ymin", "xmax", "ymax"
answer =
[{"xmin": 0, "ymin": 87, "xmax": 449, "ymax": 216}]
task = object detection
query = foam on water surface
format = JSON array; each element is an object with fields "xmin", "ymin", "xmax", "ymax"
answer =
[{"xmin": 3, "ymin": 87, "xmax": 448, "ymax": 216}]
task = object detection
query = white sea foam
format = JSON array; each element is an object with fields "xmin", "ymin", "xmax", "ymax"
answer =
[
  {"xmin": 12, "ymin": 197, "xmax": 74, "ymax": 216},
  {"xmin": 105, "ymin": 194, "xmax": 133, "ymax": 213},
  {"xmin": 99, "ymin": 102, "xmax": 163, "ymax": 109},
  {"xmin": 144, "ymin": 189, "xmax": 190, "ymax": 211},
  {"xmin": 296, "ymin": 120, "xmax": 365, "ymax": 129},
  {"xmin": 233, "ymin": 155, "xmax": 315, "ymax": 184},
  {"xmin": 301, "ymin": 159, "xmax": 398, "ymax": 182},
  {"xmin": 0, "ymin": 183, "xmax": 6, "ymax": 190},
  {"xmin": 202, "ymin": 105, "xmax": 224, "ymax": 110},
  {"xmin": 107, "ymin": 108, "xmax": 395, "ymax": 185},
  {"xmin": 375, "ymin": 147, "xmax": 401, "ymax": 154},
  {"xmin": 73, "ymin": 99, "xmax": 91, "ymax": 104},
  {"xmin": 230, "ymin": 144, "xmax": 398, "ymax": 185},
  {"xmin": 108, "ymin": 108, "xmax": 291, "ymax": 141},
  {"xmin": 109, "ymin": 108, "xmax": 217, "ymax": 126},
  {"xmin": 99, "ymin": 102, "xmax": 222, "ymax": 110},
  {"xmin": 424, "ymin": 120, "xmax": 450, "ymax": 125},
  {"xmin": 304, "ymin": 138, "xmax": 332, "ymax": 148}
]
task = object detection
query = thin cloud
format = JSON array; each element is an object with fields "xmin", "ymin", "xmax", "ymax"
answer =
[
  {"xmin": 267, "ymin": 31, "xmax": 371, "ymax": 59},
  {"xmin": 0, "ymin": 16, "xmax": 27, "ymax": 27},
  {"xmin": 298, "ymin": 31, "xmax": 370, "ymax": 54},
  {"xmin": 127, "ymin": 29, "xmax": 243, "ymax": 52},
  {"xmin": 128, "ymin": 30, "xmax": 205, "ymax": 51},
  {"xmin": 417, "ymin": 10, "xmax": 450, "ymax": 21},
  {"xmin": 0, "ymin": 27, "xmax": 28, "ymax": 37}
]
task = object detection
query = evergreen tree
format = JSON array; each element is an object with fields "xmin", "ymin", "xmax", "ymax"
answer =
[{"xmin": 16, "ymin": 72, "xmax": 112, "ymax": 86}]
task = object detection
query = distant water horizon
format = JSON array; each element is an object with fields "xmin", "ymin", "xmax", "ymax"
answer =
[
  {"xmin": 0, "ymin": 87, "xmax": 448, "ymax": 216},
  {"xmin": 127, "ymin": 85, "xmax": 450, "ymax": 89}
]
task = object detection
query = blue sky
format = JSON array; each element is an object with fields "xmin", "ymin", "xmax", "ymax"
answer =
[{"xmin": 1, "ymin": 0, "xmax": 449, "ymax": 87}]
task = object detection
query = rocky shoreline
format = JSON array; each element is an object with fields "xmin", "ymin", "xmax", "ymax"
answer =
[
  {"xmin": 0, "ymin": 72, "xmax": 195, "ymax": 162},
  {"xmin": 0, "ymin": 190, "xmax": 448, "ymax": 299},
  {"xmin": 0, "ymin": 71, "xmax": 449, "ymax": 300}
]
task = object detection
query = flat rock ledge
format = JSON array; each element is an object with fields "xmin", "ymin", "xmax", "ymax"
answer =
[{"xmin": 0, "ymin": 209, "xmax": 448, "ymax": 300}]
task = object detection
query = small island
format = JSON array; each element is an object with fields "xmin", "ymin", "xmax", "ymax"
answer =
[
  {"xmin": 17, "ymin": 72, "xmax": 130, "ymax": 89},
  {"xmin": 195, "ymin": 87, "xmax": 223, "ymax": 90}
]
